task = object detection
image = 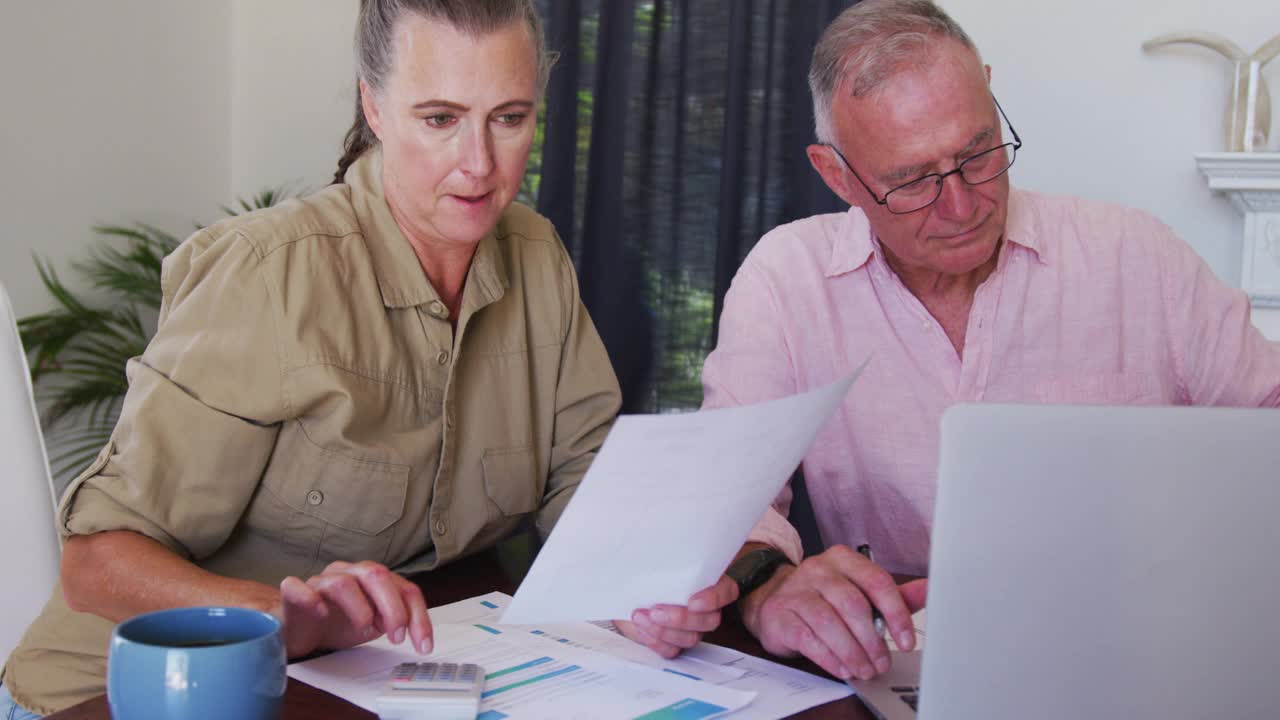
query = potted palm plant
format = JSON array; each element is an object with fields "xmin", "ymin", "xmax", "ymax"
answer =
[{"xmin": 19, "ymin": 189, "xmax": 290, "ymax": 486}]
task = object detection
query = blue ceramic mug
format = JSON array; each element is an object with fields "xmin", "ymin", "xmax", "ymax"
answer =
[{"xmin": 107, "ymin": 607, "xmax": 286, "ymax": 720}]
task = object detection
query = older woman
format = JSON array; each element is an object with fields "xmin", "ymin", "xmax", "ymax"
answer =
[{"xmin": 0, "ymin": 1, "xmax": 734, "ymax": 716}]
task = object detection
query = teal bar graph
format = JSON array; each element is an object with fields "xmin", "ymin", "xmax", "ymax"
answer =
[
  {"xmin": 482, "ymin": 665, "xmax": 581, "ymax": 698},
  {"xmin": 634, "ymin": 698, "xmax": 730, "ymax": 720},
  {"xmin": 484, "ymin": 656, "xmax": 553, "ymax": 681}
]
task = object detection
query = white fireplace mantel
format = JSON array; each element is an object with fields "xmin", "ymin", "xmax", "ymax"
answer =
[{"xmin": 1195, "ymin": 152, "xmax": 1280, "ymax": 308}]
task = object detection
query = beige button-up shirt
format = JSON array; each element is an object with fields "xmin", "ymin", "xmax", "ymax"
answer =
[{"xmin": 3, "ymin": 149, "xmax": 621, "ymax": 714}]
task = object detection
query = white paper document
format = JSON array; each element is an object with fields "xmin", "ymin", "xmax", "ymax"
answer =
[
  {"xmin": 436, "ymin": 592, "xmax": 748, "ymax": 685},
  {"xmin": 503, "ymin": 365, "xmax": 866, "ymax": 625},
  {"xmin": 478, "ymin": 592, "xmax": 853, "ymax": 719},
  {"xmin": 289, "ymin": 592, "xmax": 853, "ymax": 719},
  {"xmin": 288, "ymin": 596, "xmax": 755, "ymax": 720}
]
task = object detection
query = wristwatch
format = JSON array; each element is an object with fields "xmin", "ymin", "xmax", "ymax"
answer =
[{"xmin": 726, "ymin": 547, "xmax": 792, "ymax": 603}]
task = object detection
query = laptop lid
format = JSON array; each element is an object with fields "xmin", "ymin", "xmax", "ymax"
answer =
[{"xmin": 919, "ymin": 404, "xmax": 1280, "ymax": 720}]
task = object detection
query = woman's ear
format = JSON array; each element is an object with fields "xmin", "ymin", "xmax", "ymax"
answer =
[{"xmin": 360, "ymin": 79, "xmax": 384, "ymax": 140}]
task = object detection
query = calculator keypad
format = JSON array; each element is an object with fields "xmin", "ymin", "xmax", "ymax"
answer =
[{"xmin": 390, "ymin": 662, "xmax": 482, "ymax": 691}]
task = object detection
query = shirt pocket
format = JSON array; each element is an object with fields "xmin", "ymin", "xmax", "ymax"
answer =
[
  {"xmin": 257, "ymin": 424, "xmax": 410, "ymax": 571},
  {"xmin": 1033, "ymin": 372, "xmax": 1167, "ymax": 405},
  {"xmin": 481, "ymin": 445, "xmax": 540, "ymax": 517}
]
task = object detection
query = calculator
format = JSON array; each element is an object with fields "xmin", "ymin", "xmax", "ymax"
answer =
[{"xmin": 374, "ymin": 662, "xmax": 485, "ymax": 720}]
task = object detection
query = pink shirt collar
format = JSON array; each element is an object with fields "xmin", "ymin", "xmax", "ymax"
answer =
[{"xmin": 824, "ymin": 188, "xmax": 1050, "ymax": 279}]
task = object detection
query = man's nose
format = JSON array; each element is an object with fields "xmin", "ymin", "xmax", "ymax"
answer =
[{"xmin": 932, "ymin": 170, "xmax": 976, "ymax": 220}]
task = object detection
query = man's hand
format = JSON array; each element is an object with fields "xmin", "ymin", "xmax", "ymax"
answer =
[
  {"xmin": 615, "ymin": 575, "xmax": 739, "ymax": 658},
  {"xmin": 278, "ymin": 560, "xmax": 433, "ymax": 659},
  {"xmin": 739, "ymin": 545, "xmax": 926, "ymax": 681}
]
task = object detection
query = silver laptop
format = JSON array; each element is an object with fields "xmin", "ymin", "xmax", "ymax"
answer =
[{"xmin": 855, "ymin": 404, "xmax": 1280, "ymax": 720}]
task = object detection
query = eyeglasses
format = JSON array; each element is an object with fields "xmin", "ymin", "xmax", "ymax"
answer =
[{"xmin": 828, "ymin": 95, "xmax": 1022, "ymax": 215}]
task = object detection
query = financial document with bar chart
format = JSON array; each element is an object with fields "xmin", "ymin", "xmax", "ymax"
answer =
[{"xmin": 288, "ymin": 592, "xmax": 851, "ymax": 719}]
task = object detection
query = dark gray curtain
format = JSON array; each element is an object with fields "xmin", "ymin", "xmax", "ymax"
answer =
[{"xmin": 534, "ymin": 1, "xmax": 854, "ymax": 416}]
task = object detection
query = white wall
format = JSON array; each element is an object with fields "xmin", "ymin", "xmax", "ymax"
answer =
[
  {"xmin": 230, "ymin": 1, "xmax": 358, "ymax": 197},
  {"xmin": 4, "ymin": 0, "xmax": 1277, "ymax": 337},
  {"xmin": 228, "ymin": 0, "xmax": 1280, "ymax": 337},
  {"xmin": 0, "ymin": 2, "xmax": 359, "ymax": 318},
  {"xmin": 942, "ymin": 0, "xmax": 1280, "ymax": 338},
  {"xmin": 0, "ymin": 2, "xmax": 232, "ymax": 317}
]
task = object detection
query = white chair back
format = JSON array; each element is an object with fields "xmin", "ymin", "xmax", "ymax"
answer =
[{"xmin": 0, "ymin": 283, "xmax": 59, "ymax": 667}]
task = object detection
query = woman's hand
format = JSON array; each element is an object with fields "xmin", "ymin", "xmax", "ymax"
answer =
[
  {"xmin": 615, "ymin": 575, "xmax": 739, "ymax": 658},
  {"xmin": 278, "ymin": 560, "xmax": 433, "ymax": 659}
]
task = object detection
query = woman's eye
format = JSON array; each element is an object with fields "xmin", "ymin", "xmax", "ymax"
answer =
[
  {"xmin": 495, "ymin": 113, "xmax": 528, "ymax": 127},
  {"xmin": 425, "ymin": 114, "xmax": 456, "ymax": 129}
]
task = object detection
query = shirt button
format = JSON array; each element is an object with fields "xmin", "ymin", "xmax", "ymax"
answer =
[
  {"xmin": 436, "ymin": 350, "xmax": 450, "ymax": 365},
  {"xmin": 306, "ymin": 490, "xmax": 324, "ymax": 506},
  {"xmin": 428, "ymin": 301, "xmax": 448, "ymax": 318},
  {"xmin": 435, "ymin": 519, "xmax": 447, "ymax": 535}
]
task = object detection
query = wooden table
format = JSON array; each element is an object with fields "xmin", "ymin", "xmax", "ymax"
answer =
[{"xmin": 46, "ymin": 550, "xmax": 875, "ymax": 719}]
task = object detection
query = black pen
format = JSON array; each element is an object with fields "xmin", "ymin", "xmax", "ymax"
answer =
[{"xmin": 855, "ymin": 543, "xmax": 887, "ymax": 639}]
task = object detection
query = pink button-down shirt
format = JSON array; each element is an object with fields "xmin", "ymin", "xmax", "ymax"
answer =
[{"xmin": 703, "ymin": 189, "xmax": 1280, "ymax": 576}]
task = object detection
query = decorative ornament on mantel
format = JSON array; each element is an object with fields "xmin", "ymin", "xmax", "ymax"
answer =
[
  {"xmin": 1142, "ymin": 32, "xmax": 1279, "ymax": 152},
  {"xmin": 1144, "ymin": 31, "xmax": 1280, "ymax": 307},
  {"xmin": 1194, "ymin": 153, "xmax": 1280, "ymax": 307}
]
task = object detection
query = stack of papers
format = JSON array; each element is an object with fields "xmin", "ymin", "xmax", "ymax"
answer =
[{"xmin": 289, "ymin": 592, "xmax": 853, "ymax": 719}]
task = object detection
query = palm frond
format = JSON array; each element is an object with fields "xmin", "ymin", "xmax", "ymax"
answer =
[
  {"xmin": 73, "ymin": 223, "xmax": 177, "ymax": 310},
  {"xmin": 219, "ymin": 185, "xmax": 298, "ymax": 219},
  {"xmin": 18, "ymin": 186, "xmax": 290, "ymax": 487},
  {"xmin": 40, "ymin": 376, "xmax": 129, "ymax": 427},
  {"xmin": 46, "ymin": 422, "xmax": 115, "ymax": 482}
]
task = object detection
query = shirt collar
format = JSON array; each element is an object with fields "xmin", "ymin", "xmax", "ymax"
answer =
[
  {"xmin": 825, "ymin": 207, "xmax": 877, "ymax": 278},
  {"xmin": 825, "ymin": 186, "xmax": 1048, "ymax": 278},
  {"xmin": 1003, "ymin": 188, "xmax": 1050, "ymax": 265},
  {"xmin": 345, "ymin": 147, "xmax": 507, "ymax": 310},
  {"xmin": 461, "ymin": 224, "xmax": 508, "ymax": 316}
]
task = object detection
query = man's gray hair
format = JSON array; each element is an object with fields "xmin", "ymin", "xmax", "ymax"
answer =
[{"xmin": 810, "ymin": 0, "xmax": 978, "ymax": 143}]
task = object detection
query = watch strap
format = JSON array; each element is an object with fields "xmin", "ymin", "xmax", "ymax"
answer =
[{"xmin": 726, "ymin": 546, "xmax": 792, "ymax": 604}]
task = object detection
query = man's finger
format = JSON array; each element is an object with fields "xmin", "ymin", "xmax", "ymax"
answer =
[
  {"xmin": 774, "ymin": 609, "xmax": 850, "ymax": 680},
  {"xmin": 818, "ymin": 580, "xmax": 892, "ymax": 674},
  {"xmin": 827, "ymin": 547, "xmax": 915, "ymax": 654},
  {"xmin": 788, "ymin": 591, "xmax": 873, "ymax": 680},
  {"xmin": 900, "ymin": 578, "xmax": 928, "ymax": 613}
]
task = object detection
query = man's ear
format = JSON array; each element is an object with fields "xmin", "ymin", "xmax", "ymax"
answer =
[
  {"xmin": 985, "ymin": 63, "xmax": 992, "ymax": 84},
  {"xmin": 360, "ymin": 79, "xmax": 384, "ymax": 140},
  {"xmin": 807, "ymin": 143, "xmax": 861, "ymax": 208}
]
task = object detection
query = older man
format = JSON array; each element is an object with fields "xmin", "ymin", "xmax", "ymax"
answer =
[{"xmin": 711, "ymin": 0, "xmax": 1280, "ymax": 685}]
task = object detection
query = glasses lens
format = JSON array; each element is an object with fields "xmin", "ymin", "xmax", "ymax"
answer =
[
  {"xmin": 960, "ymin": 143, "xmax": 1016, "ymax": 185},
  {"xmin": 885, "ymin": 176, "xmax": 943, "ymax": 214}
]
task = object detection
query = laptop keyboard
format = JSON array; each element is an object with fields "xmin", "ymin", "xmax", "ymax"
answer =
[{"xmin": 891, "ymin": 686, "xmax": 920, "ymax": 711}]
